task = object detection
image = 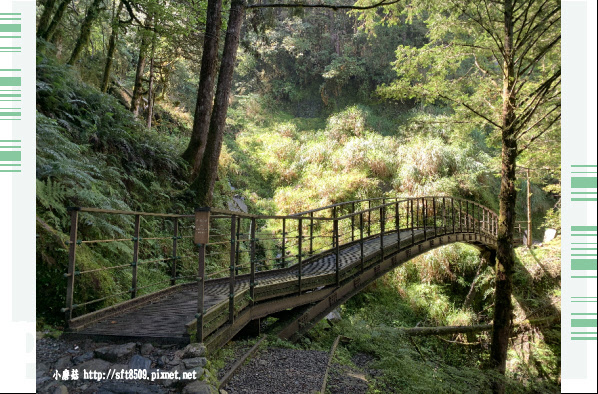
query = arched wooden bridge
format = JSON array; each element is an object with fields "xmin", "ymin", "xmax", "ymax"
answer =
[{"xmin": 62, "ymin": 197, "xmax": 508, "ymax": 353}]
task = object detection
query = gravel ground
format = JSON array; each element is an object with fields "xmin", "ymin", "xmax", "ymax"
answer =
[{"xmin": 222, "ymin": 348, "xmax": 328, "ymax": 394}]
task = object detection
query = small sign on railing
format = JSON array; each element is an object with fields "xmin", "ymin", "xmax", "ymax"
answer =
[{"xmin": 194, "ymin": 207, "xmax": 211, "ymax": 245}]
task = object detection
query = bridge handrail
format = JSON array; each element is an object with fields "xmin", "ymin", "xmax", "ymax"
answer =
[
  {"xmin": 62, "ymin": 195, "xmax": 499, "ymax": 334},
  {"xmin": 334, "ymin": 196, "xmax": 498, "ymax": 221}
]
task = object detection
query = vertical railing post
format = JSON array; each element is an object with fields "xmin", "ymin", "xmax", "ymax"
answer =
[
  {"xmin": 380, "ymin": 206, "xmax": 385, "ymax": 262},
  {"xmin": 415, "ymin": 199, "xmax": 419, "ymax": 231},
  {"xmin": 331, "ymin": 207, "xmax": 336, "ymax": 249},
  {"xmin": 235, "ymin": 217, "xmax": 241, "ymax": 275},
  {"xmin": 367, "ymin": 200, "xmax": 371, "ymax": 237},
  {"xmin": 131, "ymin": 214, "xmax": 141, "ymax": 299},
  {"xmin": 396, "ymin": 201, "xmax": 400, "ymax": 248},
  {"xmin": 351, "ymin": 202, "xmax": 355, "ymax": 242},
  {"xmin": 411, "ymin": 199, "xmax": 415, "ymax": 245},
  {"xmin": 298, "ymin": 218, "xmax": 303, "ymax": 295},
  {"xmin": 464, "ymin": 201, "xmax": 468, "ymax": 232},
  {"xmin": 309, "ymin": 212, "xmax": 314, "ymax": 255},
  {"xmin": 442, "ymin": 197, "xmax": 446, "ymax": 235},
  {"xmin": 333, "ymin": 206, "xmax": 337, "ymax": 248},
  {"xmin": 482, "ymin": 207, "xmax": 486, "ymax": 234},
  {"xmin": 459, "ymin": 200, "xmax": 463, "ymax": 233},
  {"xmin": 65, "ymin": 208, "xmax": 79, "ymax": 324},
  {"xmin": 196, "ymin": 243, "xmax": 206, "ymax": 341},
  {"xmin": 433, "ymin": 198, "xmax": 437, "ymax": 237},
  {"xmin": 250, "ymin": 217, "xmax": 256, "ymax": 306},
  {"xmin": 171, "ymin": 217, "xmax": 178, "ymax": 286},
  {"xmin": 359, "ymin": 213, "xmax": 364, "ymax": 272},
  {"xmin": 334, "ymin": 218, "xmax": 340, "ymax": 286},
  {"xmin": 229, "ymin": 215, "xmax": 237, "ymax": 324},
  {"xmin": 452, "ymin": 198, "xmax": 455, "ymax": 234},
  {"xmin": 194, "ymin": 207, "xmax": 210, "ymax": 342},
  {"xmin": 423, "ymin": 198, "xmax": 427, "ymax": 240},
  {"xmin": 281, "ymin": 218, "xmax": 286, "ymax": 268}
]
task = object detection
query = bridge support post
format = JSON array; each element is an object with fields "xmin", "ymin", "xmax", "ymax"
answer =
[
  {"xmin": 229, "ymin": 215, "xmax": 237, "ymax": 324},
  {"xmin": 131, "ymin": 214, "xmax": 141, "ymax": 299},
  {"xmin": 65, "ymin": 208, "xmax": 79, "ymax": 324},
  {"xmin": 250, "ymin": 217, "xmax": 256, "ymax": 305}
]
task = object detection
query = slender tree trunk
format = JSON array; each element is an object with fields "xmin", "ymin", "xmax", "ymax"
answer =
[
  {"xmin": 181, "ymin": 0, "xmax": 224, "ymax": 172},
  {"xmin": 131, "ymin": 29, "xmax": 151, "ymax": 116},
  {"xmin": 146, "ymin": 38, "xmax": 156, "ymax": 129},
  {"xmin": 101, "ymin": 0, "xmax": 125, "ymax": 93},
  {"xmin": 463, "ymin": 249, "xmax": 493, "ymax": 310},
  {"xmin": 490, "ymin": 1, "xmax": 517, "ymax": 391},
  {"xmin": 37, "ymin": 0, "xmax": 57, "ymax": 37},
  {"xmin": 42, "ymin": 0, "xmax": 70, "ymax": 42},
  {"xmin": 67, "ymin": 0, "xmax": 104, "ymax": 66},
  {"xmin": 191, "ymin": 0, "xmax": 245, "ymax": 206}
]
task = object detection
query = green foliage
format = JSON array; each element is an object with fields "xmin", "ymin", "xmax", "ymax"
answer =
[{"xmin": 36, "ymin": 56, "xmax": 197, "ymax": 323}]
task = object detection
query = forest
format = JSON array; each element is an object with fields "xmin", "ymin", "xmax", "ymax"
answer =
[{"xmin": 36, "ymin": 0, "xmax": 561, "ymax": 392}]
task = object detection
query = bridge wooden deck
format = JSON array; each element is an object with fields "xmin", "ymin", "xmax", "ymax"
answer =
[{"xmin": 62, "ymin": 197, "xmax": 502, "ymax": 351}]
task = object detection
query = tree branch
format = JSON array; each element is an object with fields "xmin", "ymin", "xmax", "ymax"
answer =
[
  {"xmin": 440, "ymin": 94, "xmax": 501, "ymax": 129},
  {"xmin": 518, "ymin": 113, "xmax": 560, "ymax": 154},
  {"xmin": 121, "ymin": 0, "xmax": 143, "ymax": 26},
  {"xmin": 516, "ymin": 103, "xmax": 559, "ymax": 139},
  {"xmin": 247, "ymin": 0, "xmax": 401, "ymax": 10}
]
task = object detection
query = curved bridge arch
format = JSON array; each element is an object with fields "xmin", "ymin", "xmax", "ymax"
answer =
[
  {"xmin": 63, "ymin": 196, "xmax": 504, "ymax": 353},
  {"xmin": 277, "ymin": 232, "xmax": 496, "ymax": 341}
]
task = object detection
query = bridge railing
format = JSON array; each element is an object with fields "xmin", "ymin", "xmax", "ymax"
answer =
[
  {"xmin": 62, "ymin": 207, "xmax": 199, "ymax": 324},
  {"xmin": 63, "ymin": 196, "xmax": 498, "ymax": 335},
  {"xmin": 192, "ymin": 196, "xmax": 498, "ymax": 341}
]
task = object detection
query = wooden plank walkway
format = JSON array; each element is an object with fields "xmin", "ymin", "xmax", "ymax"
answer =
[{"xmin": 71, "ymin": 228, "xmax": 431, "ymax": 342}]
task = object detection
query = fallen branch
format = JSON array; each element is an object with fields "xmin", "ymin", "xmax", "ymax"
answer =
[{"xmin": 398, "ymin": 316, "xmax": 559, "ymax": 337}]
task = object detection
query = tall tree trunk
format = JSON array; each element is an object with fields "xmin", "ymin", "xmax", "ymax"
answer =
[
  {"xmin": 41, "ymin": 0, "xmax": 69, "ymax": 42},
  {"xmin": 191, "ymin": 0, "xmax": 245, "ymax": 207},
  {"xmin": 490, "ymin": 1, "xmax": 517, "ymax": 391},
  {"xmin": 37, "ymin": 0, "xmax": 57, "ymax": 38},
  {"xmin": 67, "ymin": 0, "xmax": 104, "ymax": 65},
  {"xmin": 131, "ymin": 28, "xmax": 151, "ymax": 116},
  {"xmin": 181, "ymin": 0, "xmax": 224, "ymax": 172},
  {"xmin": 101, "ymin": 0, "xmax": 125, "ymax": 93},
  {"xmin": 146, "ymin": 38, "xmax": 156, "ymax": 129}
]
